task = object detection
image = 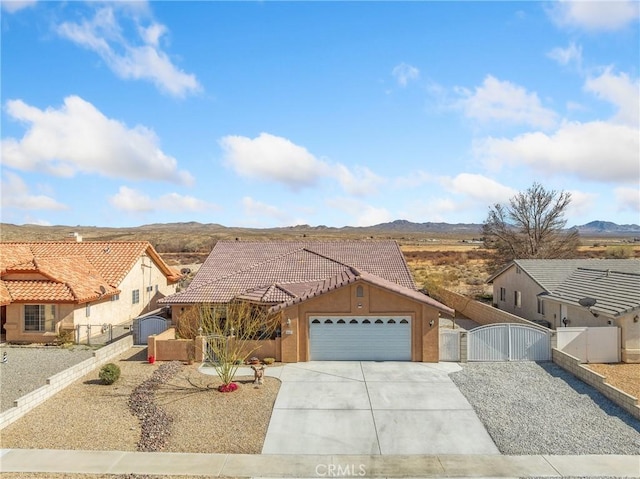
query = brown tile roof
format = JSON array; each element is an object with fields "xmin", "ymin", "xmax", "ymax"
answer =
[
  {"xmin": 0, "ymin": 241, "xmax": 180, "ymax": 304},
  {"xmin": 269, "ymin": 269, "xmax": 455, "ymax": 316},
  {"xmin": 161, "ymin": 240, "xmax": 452, "ymax": 315}
]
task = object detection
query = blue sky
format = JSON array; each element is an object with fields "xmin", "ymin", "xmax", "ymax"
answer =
[{"xmin": 1, "ymin": 1, "xmax": 639, "ymax": 228}]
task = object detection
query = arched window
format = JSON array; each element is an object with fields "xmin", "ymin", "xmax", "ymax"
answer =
[
  {"xmin": 311, "ymin": 319, "xmax": 320, "ymax": 324},
  {"xmin": 337, "ymin": 319, "xmax": 346, "ymax": 324},
  {"xmin": 387, "ymin": 319, "xmax": 396, "ymax": 324},
  {"xmin": 356, "ymin": 285, "xmax": 364, "ymax": 297},
  {"xmin": 362, "ymin": 319, "xmax": 371, "ymax": 324},
  {"xmin": 324, "ymin": 319, "xmax": 333, "ymax": 324},
  {"xmin": 375, "ymin": 319, "xmax": 383, "ymax": 324},
  {"xmin": 349, "ymin": 319, "xmax": 358, "ymax": 324},
  {"xmin": 400, "ymin": 319, "xmax": 409, "ymax": 324}
]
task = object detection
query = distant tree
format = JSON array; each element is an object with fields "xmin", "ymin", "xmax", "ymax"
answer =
[{"xmin": 482, "ymin": 182, "xmax": 580, "ymax": 268}]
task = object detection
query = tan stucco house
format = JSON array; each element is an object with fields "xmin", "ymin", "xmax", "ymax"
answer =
[
  {"xmin": 160, "ymin": 240, "xmax": 453, "ymax": 362},
  {"xmin": 487, "ymin": 259, "xmax": 640, "ymax": 362},
  {"xmin": 1, "ymin": 241, "xmax": 181, "ymax": 343}
]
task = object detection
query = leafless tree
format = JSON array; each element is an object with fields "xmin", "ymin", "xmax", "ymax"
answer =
[
  {"xmin": 483, "ymin": 182, "xmax": 580, "ymax": 268},
  {"xmin": 179, "ymin": 301, "xmax": 280, "ymax": 386}
]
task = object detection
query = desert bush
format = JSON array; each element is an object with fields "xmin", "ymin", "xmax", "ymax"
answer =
[
  {"xmin": 263, "ymin": 357, "xmax": 275, "ymax": 365},
  {"xmin": 56, "ymin": 328, "xmax": 74, "ymax": 345},
  {"xmin": 99, "ymin": 363, "xmax": 121, "ymax": 385},
  {"xmin": 605, "ymin": 245, "xmax": 632, "ymax": 259}
]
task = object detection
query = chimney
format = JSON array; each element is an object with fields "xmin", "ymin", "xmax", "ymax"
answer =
[{"xmin": 66, "ymin": 232, "xmax": 83, "ymax": 242}]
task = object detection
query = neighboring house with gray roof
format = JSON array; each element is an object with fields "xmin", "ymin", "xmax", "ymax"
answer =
[
  {"xmin": 160, "ymin": 240, "xmax": 454, "ymax": 363},
  {"xmin": 487, "ymin": 259, "xmax": 640, "ymax": 363}
]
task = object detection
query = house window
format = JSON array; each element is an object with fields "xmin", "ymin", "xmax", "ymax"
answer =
[
  {"xmin": 132, "ymin": 289, "xmax": 140, "ymax": 304},
  {"xmin": 155, "ymin": 284, "xmax": 159, "ymax": 293},
  {"xmin": 537, "ymin": 298, "xmax": 545, "ymax": 315},
  {"xmin": 111, "ymin": 294, "xmax": 120, "ymax": 302},
  {"xmin": 499, "ymin": 287, "xmax": 506, "ymax": 302},
  {"xmin": 356, "ymin": 286, "xmax": 364, "ymax": 298},
  {"xmin": 514, "ymin": 291, "xmax": 522, "ymax": 308},
  {"xmin": 24, "ymin": 305, "xmax": 55, "ymax": 332},
  {"xmin": 86, "ymin": 303, "xmax": 91, "ymax": 317},
  {"xmin": 516, "ymin": 267, "xmax": 521, "ymax": 274}
]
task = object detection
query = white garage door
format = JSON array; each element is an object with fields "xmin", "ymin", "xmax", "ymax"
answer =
[{"xmin": 309, "ymin": 316, "xmax": 411, "ymax": 361}]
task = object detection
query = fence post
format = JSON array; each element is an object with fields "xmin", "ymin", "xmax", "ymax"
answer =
[
  {"xmin": 195, "ymin": 335, "xmax": 205, "ymax": 362},
  {"xmin": 87, "ymin": 324, "xmax": 91, "ymax": 346},
  {"xmin": 460, "ymin": 332, "xmax": 468, "ymax": 363}
]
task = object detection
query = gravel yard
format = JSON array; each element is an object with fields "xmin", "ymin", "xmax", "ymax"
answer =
[
  {"xmin": 450, "ymin": 362, "xmax": 640, "ymax": 455},
  {"xmin": 0, "ymin": 344, "xmax": 96, "ymax": 412},
  {"xmin": 0, "ymin": 347, "xmax": 279, "ymax": 454},
  {"xmin": 2, "ymin": 345, "xmax": 639, "ymax": 464}
]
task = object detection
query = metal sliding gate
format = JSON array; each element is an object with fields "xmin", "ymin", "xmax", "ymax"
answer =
[{"xmin": 467, "ymin": 323, "xmax": 551, "ymax": 361}]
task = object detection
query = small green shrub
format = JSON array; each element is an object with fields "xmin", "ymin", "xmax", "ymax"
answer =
[
  {"xmin": 263, "ymin": 357, "xmax": 275, "ymax": 365},
  {"xmin": 99, "ymin": 363, "xmax": 121, "ymax": 385}
]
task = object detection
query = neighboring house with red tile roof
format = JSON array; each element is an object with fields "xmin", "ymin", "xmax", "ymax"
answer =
[
  {"xmin": 160, "ymin": 240, "xmax": 453, "ymax": 363},
  {"xmin": 1, "ymin": 241, "xmax": 181, "ymax": 343}
]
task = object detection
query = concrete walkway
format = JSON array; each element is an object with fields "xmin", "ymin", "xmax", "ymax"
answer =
[
  {"xmin": 257, "ymin": 361, "xmax": 498, "ymax": 455},
  {"xmin": 1, "ymin": 449, "xmax": 639, "ymax": 477}
]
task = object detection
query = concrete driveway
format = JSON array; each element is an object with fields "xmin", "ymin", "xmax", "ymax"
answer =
[{"xmin": 258, "ymin": 361, "xmax": 500, "ymax": 455}]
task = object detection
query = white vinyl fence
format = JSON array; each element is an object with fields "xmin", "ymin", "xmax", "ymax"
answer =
[
  {"xmin": 556, "ymin": 327, "xmax": 620, "ymax": 363},
  {"xmin": 439, "ymin": 329, "xmax": 461, "ymax": 361}
]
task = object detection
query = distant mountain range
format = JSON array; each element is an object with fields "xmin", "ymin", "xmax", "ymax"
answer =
[
  {"xmin": 351, "ymin": 219, "xmax": 640, "ymax": 235},
  {"xmin": 573, "ymin": 220, "xmax": 640, "ymax": 235},
  {"xmin": 1, "ymin": 219, "xmax": 639, "ymax": 243}
]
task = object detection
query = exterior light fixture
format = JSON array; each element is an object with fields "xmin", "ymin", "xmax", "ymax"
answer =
[
  {"xmin": 429, "ymin": 319, "xmax": 435, "ymax": 327},
  {"xmin": 286, "ymin": 318, "xmax": 291, "ymax": 326}
]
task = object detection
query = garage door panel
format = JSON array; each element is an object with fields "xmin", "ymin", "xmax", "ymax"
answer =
[{"xmin": 309, "ymin": 316, "xmax": 411, "ymax": 361}]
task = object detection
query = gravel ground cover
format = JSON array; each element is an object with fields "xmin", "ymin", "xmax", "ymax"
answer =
[
  {"xmin": 0, "ymin": 347, "xmax": 279, "ymax": 454},
  {"xmin": 586, "ymin": 363, "xmax": 640, "ymax": 400},
  {"xmin": 0, "ymin": 344, "xmax": 96, "ymax": 412},
  {"xmin": 450, "ymin": 362, "xmax": 640, "ymax": 455}
]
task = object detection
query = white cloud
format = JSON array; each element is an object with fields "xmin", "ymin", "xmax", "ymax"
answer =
[
  {"xmin": 392, "ymin": 63, "xmax": 420, "ymax": 87},
  {"xmin": 393, "ymin": 170, "xmax": 432, "ymax": 189},
  {"xmin": 220, "ymin": 133, "xmax": 328, "ymax": 189},
  {"xmin": 403, "ymin": 197, "xmax": 462, "ymax": 223},
  {"xmin": 547, "ymin": 42, "xmax": 582, "ymax": 67},
  {"xmin": 325, "ymin": 198, "xmax": 392, "ymax": 227},
  {"xmin": 1, "ymin": 96, "xmax": 193, "ymax": 185},
  {"xmin": 474, "ymin": 120, "xmax": 639, "ymax": 183},
  {"xmin": 220, "ymin": 132, "xmax": 382, "ymax": 196},
  {"xmin": 440, "ymin": 173, "xmax": 517, "ymax": 204},
  {"xmin": 56, "ymin": 6, "xmax": 200, "ymax": 97},
  {"xmin": 456, "ymin": 75, "xmax": 558, "ymax": 129},
  {"xmin": 0, "ymin": 171, "xmax": 68, "ymax": 210},
  {"xmin": 565, "ymin": 189, "xmax": 598, "ymax": 218},
  {"xmin": 548, "ymin": 0, "xmax": 640, "ymax": 32},
  {"xmin": 614, "ymin": 187, "xmax": 640, "ymax": 213},
  {"xmin": 334, "ymin": 164, "xmax": 385, "ymax": 196},
  {"xmin": 1, "ymin": 0, "xmax": 36, "ymax": 13},
  {"xmin": 241, "ymin": 196, "xmax": 293, "ymax": 225},
  {"xmin": 109, "ymin": 186, "xmax": 214, "ymax": 213},
  {"xmin": 585, "ymin": 67, "xmax": 639, "ymax": 126}
]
